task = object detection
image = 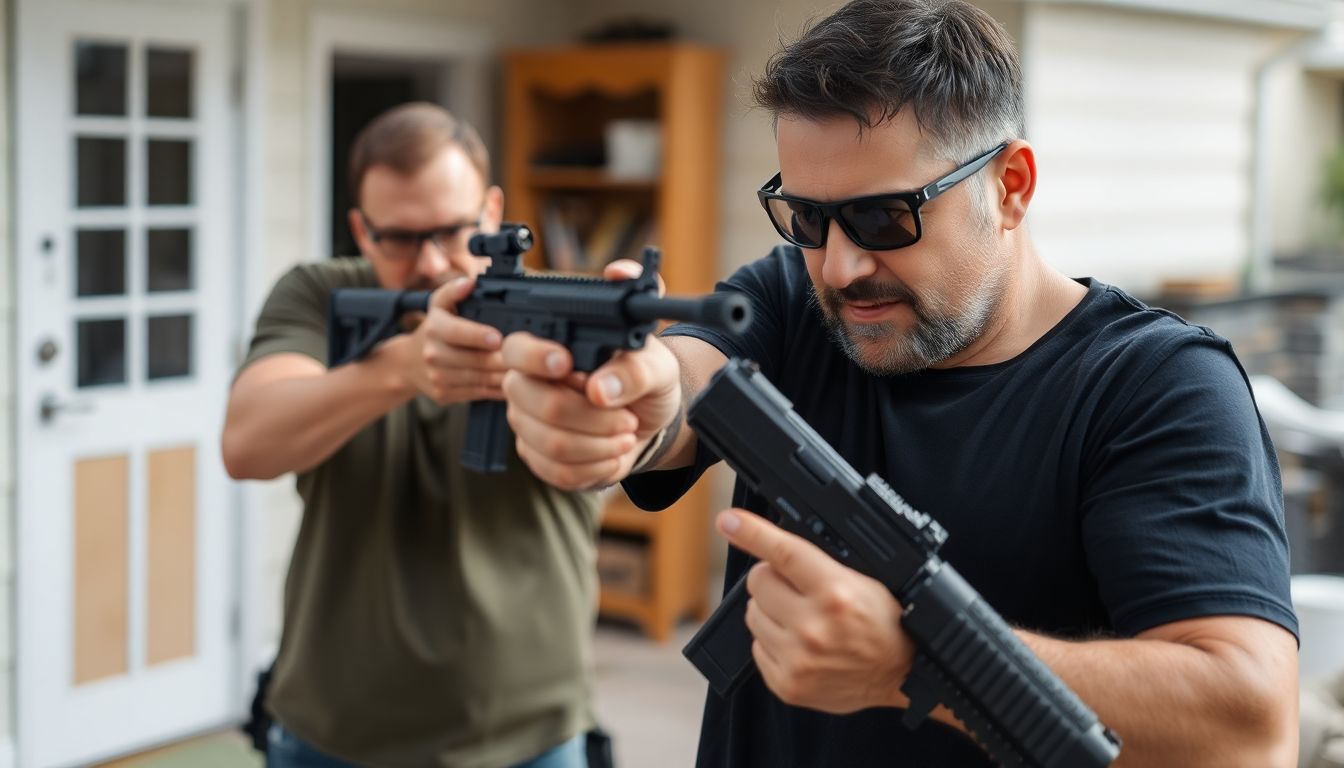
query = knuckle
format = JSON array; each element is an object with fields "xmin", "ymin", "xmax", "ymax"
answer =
[
  {"xmin": 541, "ymin": 433, "xmax": 570, "ymax": 461},
  {"xmin": 745, "ymin": 564, "xmax": 767, "ymax": 595},
  {"xmin": 819, "ymin": 584, "xmax": 856, "ymax": 617},
  {"xmin": 797, "ymin": 622, "xmax": 830, "ymax": 654},
  {"xmin": 554, "ymin": 465, "xmax": 582, "ymax": 490},
  {"xmin": 539, "ymin": 393, "xmax": 570, "ymax": 423},
  {"xmin": 773, "ymin": 674, "xmax": 803, "ymax": 705}
]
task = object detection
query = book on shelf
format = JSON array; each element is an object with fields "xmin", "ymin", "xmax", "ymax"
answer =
[{"xmin": 538, "ymin": 195, "xmax": 656, "ymax": 274}]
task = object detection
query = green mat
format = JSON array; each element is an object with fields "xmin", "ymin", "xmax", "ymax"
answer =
[{"xmin": 118, "ymin": 733, "xmax": 262, "ymax": 768}]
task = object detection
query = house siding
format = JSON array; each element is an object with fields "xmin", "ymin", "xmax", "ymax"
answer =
[
  {"xmin": 1266, "ymin": 63, "xmax": 1343, "ymax": 258},
  {"xmin": 1022, "ymin": 3, "xmax": 1292, "ymax": 293}
]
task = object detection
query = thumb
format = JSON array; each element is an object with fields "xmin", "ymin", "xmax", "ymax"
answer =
[
  {"xmin": 430, "ymin": 275, "xmax": 475, "ymax": 311},
  {"xmin": 603, "ymin": 258, "xmax": 666, "ymax": 297}
]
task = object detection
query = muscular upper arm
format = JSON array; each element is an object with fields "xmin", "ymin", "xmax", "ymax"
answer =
[{"xmin": 230, "ymin": 352, "xmax": 325, "ymax": 400}]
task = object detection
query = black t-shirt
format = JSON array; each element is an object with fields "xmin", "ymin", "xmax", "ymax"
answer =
[{"xmin": 623, "ymin": 246, "xmax": 1298, "ymax": 768}]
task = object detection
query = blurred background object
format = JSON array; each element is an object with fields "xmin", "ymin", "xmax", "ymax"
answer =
[{"xmin": 8, "ymin": 1, "xmax": 1344, "ymax": 766}]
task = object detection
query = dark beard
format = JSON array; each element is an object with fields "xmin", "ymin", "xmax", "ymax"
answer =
[{"xmin": 809, "ymin": 277, "xmax": 995, "ymax": 376}]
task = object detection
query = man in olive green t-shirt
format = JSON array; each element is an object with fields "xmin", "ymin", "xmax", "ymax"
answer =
[{"xmin": 222, "ymin": 103, "xmax": 600, "ymax": 768}]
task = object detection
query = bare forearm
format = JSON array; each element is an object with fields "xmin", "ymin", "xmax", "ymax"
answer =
[
  {"xmin": 222, "ymin": 344, "xmax": 414, "ymax": 479},
  {"xmin": 1017, "ymin": 630, "xmax": 1297, "ymax": 768}
]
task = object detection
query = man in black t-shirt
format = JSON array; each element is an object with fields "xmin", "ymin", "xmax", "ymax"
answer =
[{"xmin": 496, "ymin": 1, "xmax": 1300, "ymax": 766}]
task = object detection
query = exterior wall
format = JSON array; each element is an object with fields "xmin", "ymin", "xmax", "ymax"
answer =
[
  {"xmin": 1022, "ymin": 3, "xmax": 1292, "ymax": 294},
  {"xmin": 1266, "ymin": 64, "xmax": 1343, "ymax": 257},
  {"xmin": 252, "ymin": 0, "xmax": 581, "ymax": 660}
]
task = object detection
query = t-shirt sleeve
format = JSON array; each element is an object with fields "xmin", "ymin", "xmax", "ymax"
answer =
[
  {"xmin": 623, "ymin": 247, "xmax": 800, "ymax": 511},
  {"xmin": 239, "ymin": 265, "xmax": 331, "ymax": 374},
  {"xmin": 1080, "ymin": 330, "xmax": 1298, "ymax": 640},
  {"xmin": 657, "ymin": 245, "xmax": 798, "ymax": 380}
]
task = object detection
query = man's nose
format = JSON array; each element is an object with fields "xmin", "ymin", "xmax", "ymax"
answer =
[
  {"xmin": 820, "ymin": 218, "xmax": 877, "ymax": 289},
  {"xmin": 415, "ymin": 238, "xmax": 451, "ymax": 279}
]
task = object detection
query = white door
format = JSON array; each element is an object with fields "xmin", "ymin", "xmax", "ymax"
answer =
[{"xmin": 15, "ymin": 1, "xmax": 239, "ymax": 766}]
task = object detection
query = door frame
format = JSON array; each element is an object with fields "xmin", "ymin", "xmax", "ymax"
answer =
[
  {"xmin": 9, "ymin": 0, "xmax": 268, "ymax": 764},
  {"xmin": 305, "ymin": 8, "xmax": 494, "ymax": 265}
]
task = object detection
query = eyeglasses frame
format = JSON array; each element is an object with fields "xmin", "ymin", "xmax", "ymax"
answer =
[
  {"xmin": 757, "ymin": 141, "xmax": 1011, "ymax": 251},
  {"xmin": 357, "ymin": 209, "xmax": 482, "ymax": 261}
]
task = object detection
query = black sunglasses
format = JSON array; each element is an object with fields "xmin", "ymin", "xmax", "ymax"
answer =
[
  {"xmin": 758, "ymin": 142, "xmax": 1009, "ymax": 251},
  {"xmin": 358, "ymin": 210, "xmax": 480, "ymax": 261}
]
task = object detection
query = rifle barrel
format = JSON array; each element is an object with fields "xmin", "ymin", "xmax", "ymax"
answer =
[{"xmin": 625, "ymin": 292, "xmax": 752, "ymax": 334}]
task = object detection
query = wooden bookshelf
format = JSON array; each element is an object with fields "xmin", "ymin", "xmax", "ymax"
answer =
[{"xmin": 503, "ymin": 43, "xmax": 726, "ymax": 641}]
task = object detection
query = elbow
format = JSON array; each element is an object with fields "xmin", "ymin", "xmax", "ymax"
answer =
[
  {"xmin": 1215, "ymin": 650, "xmax": 1299, "ymax": 768},
  {"xmin": 220, "ymin": 426, "xmax": 277, "ymax": 481},
  {"xmin": 1234, "ymin": 683, "xmax": 1298, "ymax": 768},
  {"xmin": 220, "ymin": 430, "xmax": 253, "ymax": 479}
]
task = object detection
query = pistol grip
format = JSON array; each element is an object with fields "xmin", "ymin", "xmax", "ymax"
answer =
[
  {"xmin": 463, "ymin": 400, "xmax": 510, "ymax": 473},
  {"xmin": 681, "ymin": 574, "xmax": 758, "ymax": 697}
]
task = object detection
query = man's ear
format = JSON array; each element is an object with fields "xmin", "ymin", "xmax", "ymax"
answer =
[
  {"xmin": 995, "ymin": 141, "xmax": 1036, "ymax": 231},
  {"xmin": 348, "ymin": 208, "xmax": 374, "ymax": 257},
  {"xmin": 482, "ymin": 185, "xmax": 505, "ymax": 231}
]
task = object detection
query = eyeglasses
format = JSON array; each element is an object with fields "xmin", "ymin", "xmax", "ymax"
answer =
[
  {"xmin": 758, "ymin": 142, "xmax": 1009, "ymax": 251},
  {"xmin": 358, "ymin": 210, "xmax": 480, "ymax": 262}
]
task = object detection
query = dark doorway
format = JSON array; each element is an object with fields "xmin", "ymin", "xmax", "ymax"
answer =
[{"xmin": 330, "ymin": 54, "xmax": 446, "ymax": 257}]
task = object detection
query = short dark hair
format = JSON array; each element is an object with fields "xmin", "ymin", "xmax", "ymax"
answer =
[
  {"xmin": 753, "ymin": 0, "xmax": 1023, "ymax": 161},
  {"xmin": 348, "ymin": 102, "xmax": 491, "ymax": 206}
]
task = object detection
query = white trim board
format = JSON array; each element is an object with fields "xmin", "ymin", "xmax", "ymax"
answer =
[
  {"xmin": 305, "ymin": 9, "xmax": 495, "ymax": 264},
  {"xmin": 233, "ymin": 0, "xmax": 271, "ymax": 711},
  {"xmin": 1301, "ymin": 21, "xmax": 1344, "ymax": 72},
  {"xmin": 1030, "ymin": 0, "xmax": 1331, "ymax": 30}
]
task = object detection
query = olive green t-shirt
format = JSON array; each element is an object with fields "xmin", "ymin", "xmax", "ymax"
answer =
[{"xmin": 242, "ymin": 258, "xmax": 601, "ymax": 767}]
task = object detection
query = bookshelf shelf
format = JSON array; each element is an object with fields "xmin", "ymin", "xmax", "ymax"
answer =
[
  {"xmin": 504, "ymin": 43, "xmax": 726, "ymax": 642},
  {"xmin": 526, "ymin": 166, "xmax": 659, "ymax": 191}
]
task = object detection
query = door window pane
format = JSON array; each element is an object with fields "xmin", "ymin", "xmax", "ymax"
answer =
[
  {"xmin": 76, "ymin": 229, "xmax": 126, "ymax": 296},
  {"xmin": 147, "ymin": 140, "xmax": 191, "ymax": 206},
  {"xmin": 77, "ymin": 318, "xmax": 126, "ymax": 387},
  {"xmin": 76, "ymin": 137, "xmax": 126, "ymax": 207},
  {"xmin": 147, "ymin": 228, "xmax": 192, "ymax": 292},
  {"xmin": 146, "ymin": 48, "xmax": 193, "ymax": 119},
  {"xmin": 75, "ymin": 42, "xmax": 127, "ymax": 117},
  {"xmin": 147, "ymin": 314, "xmax": 192, "ymax": 380}
]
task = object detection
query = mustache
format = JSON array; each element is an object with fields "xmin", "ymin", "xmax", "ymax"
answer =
[{"xmin": 825, "ymin": 278, "xmax": 919, "ymax": 307}]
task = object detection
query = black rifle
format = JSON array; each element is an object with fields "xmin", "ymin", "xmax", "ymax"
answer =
[
  {"xmin": 681, "ymin": 359, "xmax": 1121, "ymax": 768},
  {"xmin": 327, "ymin": 223, "xmax": 752, "ymax": 473}
]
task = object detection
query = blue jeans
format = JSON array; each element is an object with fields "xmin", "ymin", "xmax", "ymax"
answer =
[{"xmin": 266, "ymin": 723, "xmax": 587, "ymax": 768}]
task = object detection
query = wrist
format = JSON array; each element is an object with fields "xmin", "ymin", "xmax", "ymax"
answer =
[
  {"xmin": 630, "ymin": 401, "xmax": 685, "ymax": 474},
  {"xmin": 630, "ymin": 424, "xmax": 670, "ymax": 474}
]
